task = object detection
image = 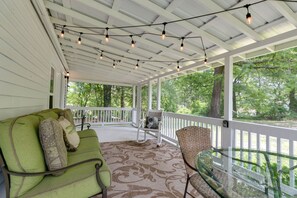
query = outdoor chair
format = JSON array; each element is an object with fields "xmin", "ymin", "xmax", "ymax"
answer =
[
  {"xmin": 176, "ymin": 126, "xmax": 220, "ymax": 198},
  {"xmin": 137, "ymin": 110, "xmax": 163, "ymax": 146}
]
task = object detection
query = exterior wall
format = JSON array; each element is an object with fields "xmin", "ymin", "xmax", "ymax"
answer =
[
  {"xmin": 0, "ymin": 1, "xmax": 66, "ymax": 194},
  {"xmin": 0, "ymin": 0, "xmax": 66, "ymax": 121}
]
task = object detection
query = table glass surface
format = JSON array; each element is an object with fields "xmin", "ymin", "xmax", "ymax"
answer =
[{"xmin": 196, "ymin": 148, "xmax": 297, "ymax": 198}]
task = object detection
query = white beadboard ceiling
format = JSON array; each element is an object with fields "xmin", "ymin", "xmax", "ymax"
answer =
[{"xmin": 42, "ymin": 0, "xmax": 297, "ymax": 85}]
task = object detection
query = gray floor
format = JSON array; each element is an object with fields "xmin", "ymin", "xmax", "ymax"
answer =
[{"xmin": 91, "ymin": 125, "xmax": 154, "ymax": 142}]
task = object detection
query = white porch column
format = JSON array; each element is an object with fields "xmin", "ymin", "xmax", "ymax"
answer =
[
  {"xmin": 157, "ymin": 78, "xmax": 161, "ymax": 110},
  {"xmin": 222, "ymin": 55, "xmax": 234, "ymax": 149},
  {"xmin": 132, "ymin": 85, "xmax": 136, "ymax": 108},
  {"xmin": 136, "ymin": 84, "xmax": 142, "ymax": 127},
  {"xmin": 148, "ymin": 81, "xmax": 152, "ymax": 110}
]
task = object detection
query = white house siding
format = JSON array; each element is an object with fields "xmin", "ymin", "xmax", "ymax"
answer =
[
  {"xmin": 0, "ymin": 0, "xmax": 66, "ymax": 195},
  {"xmin": 0, "ymin": 0, "xmax": 66, "ymax": 121}
]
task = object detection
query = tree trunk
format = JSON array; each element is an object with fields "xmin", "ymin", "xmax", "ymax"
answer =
[
  {"xmin": 289, "ymin": 88, "xmax": 297, "ymax": 113},
  {"xmin": 103, "ymin": 85, "xmax": 112, "ymax": 107},
  {"xmin": 121, "ymin": 87, "xmax": 125, "ymax": 108},
  {"xmin": 209, "ymin": 66, "xmax": 224, "ymax": 118},
  {"xmin": 233, "ymin": 90, "xmax": 237, "ymax": 118}
]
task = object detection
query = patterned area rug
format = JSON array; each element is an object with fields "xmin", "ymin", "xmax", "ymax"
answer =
[{"xmin": 100, "ymin": 139, "xmax": 201, "ymax": 198}]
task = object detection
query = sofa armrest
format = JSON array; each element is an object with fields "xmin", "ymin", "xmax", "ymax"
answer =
[{"xmin": 1, "ymin": 158, "xmax": 103, "ymax": 177}]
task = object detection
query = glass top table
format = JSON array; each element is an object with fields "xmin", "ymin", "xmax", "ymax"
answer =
[{"xmin": 196, "ymin": 148, "xmax": 297, "ymax": 198}]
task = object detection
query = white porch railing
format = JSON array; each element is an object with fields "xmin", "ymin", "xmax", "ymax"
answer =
[
  {"xmin": 67, "ymin": 107, "xmax": 135, "ymax": 125},
  {"xmin": 161, "ymin": 112, "xmax": 222, "ymax": 146}
]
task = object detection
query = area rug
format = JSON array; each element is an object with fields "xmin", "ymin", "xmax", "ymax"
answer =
[{"xmin": 100, "ymin": 139, "xmax": 201, "ymax": 198}]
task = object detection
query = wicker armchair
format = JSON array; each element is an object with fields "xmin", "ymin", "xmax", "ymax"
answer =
[{"xmin": 176, "ymin": 126, "xmax": 219, "ymax": 198}]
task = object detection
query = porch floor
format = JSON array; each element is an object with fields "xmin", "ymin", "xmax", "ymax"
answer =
[{"xmin": 88, "ymin": 125, "xmax": 154, "ymax": 142}]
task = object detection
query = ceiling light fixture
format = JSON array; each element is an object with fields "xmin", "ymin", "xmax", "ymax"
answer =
[
  {"xmin": 135, "ymin": 59, "xmax": 139, "ymax": 69},
  {"xmin": 77, "ymin": 32, "xmax": 82, "ymax": 45},
  {"xmin": 105, "ymin": 27, "xmax": 109, "ymax": 42},
  {"xmin": 161, "ymin": 22, "xmax": 167, "ymax": 40},
  {"xmin": 60, "ymin": 25, "xmax": 65, "ymax": 38},
  {"xmin": 177, "ymin": 61, "xmax": 180, "ymax": 72},
  {"xmin": 100, "ymin": 51, "xmax": 103, "ymax": 59},
  {"xmin": 180, "ymin": 37, "xmax": 184, "ymax": 51},
  {"xmin": 130, "ymin": 35, "xmax": 135, "ymax": 48},
  {"xmin": 245, "ymin": 4, "xmax": 252, "ymax": 24}
]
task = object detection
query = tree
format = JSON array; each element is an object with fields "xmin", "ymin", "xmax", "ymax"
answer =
[
  {"xmin": 103, "ymin": 85, "xmax": 112, "ymax": 107},
  {"xmin": 209, "ymin": 66, "xmax": 224, "ymax": 118}
]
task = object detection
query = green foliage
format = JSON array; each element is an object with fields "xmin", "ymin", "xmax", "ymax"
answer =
[{"xmin": 67, "ymin": 82, "xmax": 132, "ymax": 107}]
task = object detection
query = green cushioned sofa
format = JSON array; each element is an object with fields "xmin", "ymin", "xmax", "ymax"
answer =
[{"xmin": 0, "ymin": 108, "xmax": 111, "ymax": 198}]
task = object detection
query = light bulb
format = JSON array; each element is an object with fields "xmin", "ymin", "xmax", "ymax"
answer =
[
  {"xmin": 204, "ymin": 58, "xmax": 207, "ymax": 64},
  {"xmin": 105, "ymin": 35, "xmax": 109, "ymax": 42},
  {"xmin": 246, "ymin": 13, "xmax": 252, "ymax": 24},
  {"xmin": 131, "ymin": 40, "xmax": 135, "ymax": 48},
  {"xmin": 161, "ymin": 30, "xmax": 166, "ymax": 40},
  {"xmin": 60, "ymin": 30, "xmax": 64, "ymax": 38}
]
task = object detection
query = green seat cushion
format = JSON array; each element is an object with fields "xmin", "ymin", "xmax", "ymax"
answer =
[
  {"xmin": 68, "ymin": 136, "xmax": 100, "ymax": 157},
  {"xmin": 78, "ymin": 129, "xmax": 98, "ymax": 139},
  {"xmin": 0, "ymin": 115, "xmax": 46, "ymax": 197},
  {"xmin": 20, "ymin": 148, "xmax": 111, "ymax": 198}
]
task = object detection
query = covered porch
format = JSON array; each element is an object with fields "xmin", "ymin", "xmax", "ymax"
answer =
[{"xmin": 1, "ymin": 0, "xmax": 297, "ymax": 197}]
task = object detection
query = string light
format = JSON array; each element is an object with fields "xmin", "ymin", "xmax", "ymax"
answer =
[
  {"xmin": 105, "ymin": 28, "xmax": 109, "ymax": 42},
  {"xmin": 161, "ymin": 22, "xmax": 167, "ymax": 40},
  {"xmin": 245, "ymin": 4, "xmax": 252, "ymax": 24},
  {"xmin": 113, "ymin": 60, "xmax": 116, "ymax": 68},
  {"xmin": 60, "ymin": 25, "xmax": 65, "ymax": 38},
  {"xmin": 66, "ymin": 72, "xmax": 70, "ymax": 77},
  {"xmin": 77, "ymin": 32, "xmax": 82, "ymax": 44},
  {"xmin": 176, "ymin": 61, "xmax": 181, "ymax": 72},
  {"xmin": 180, "ymin": 37, "xmax": 184, "ymax": 51},
  {"xmin": 135, "ymin": 59, "xmax": 139, "ymax": 69},
  {"xmin": 100, "ymin": 51, "xmax": 103, "ymax": 59},
  {"xmin": 204, "ymin": 53, "xmax": 208, "ymax": 64},
  {"xmin": 130, "ymin": 35, "xmax": 135, "ymax": 48}
]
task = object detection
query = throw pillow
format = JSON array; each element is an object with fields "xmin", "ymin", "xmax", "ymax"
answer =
[
  {"xmin": 58, "ymin": 116, "xmax": 80, "ymax": 149},
  {"xmin": 39, "ymin": 118, "xmax": 67, "ymax": 176},
  {"xmin": 59, "ymin": 109, "xmax": 75, "ymax": 126},
  {"xmin": 145, "ymin": 116, "xmax": 159, "ymax": 129}
]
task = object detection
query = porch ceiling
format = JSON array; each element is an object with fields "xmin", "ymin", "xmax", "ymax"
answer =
[{"xmin": 42, "ymin": 0, "xmax": 297, "ymax": 85}]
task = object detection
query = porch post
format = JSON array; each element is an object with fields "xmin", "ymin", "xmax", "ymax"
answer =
[
  {"xmin": 157, "ymin": 78, "xmax": 161, "ymax": 110},
  {"xmin": 148, "ymin": 81, "xmax": 152, "ymax": 110},
  {"xmin": 222, "ymin": 55, "xmax": 233, "ymax": 148},
  {"xmin": 132, "ymin": 85, "xmax": 136, "ymax": 108},
  {"xmin": 136, "ymin": 84, "xmax": 142, "ymax": 127}
]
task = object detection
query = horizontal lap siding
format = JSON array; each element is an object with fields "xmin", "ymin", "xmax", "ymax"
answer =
[{"xmin": 0, "ymin": 0, "xmax": 65, "ymax": 121}]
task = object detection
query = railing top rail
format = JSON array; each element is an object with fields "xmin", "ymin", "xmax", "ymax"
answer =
[
  {"xmin": 66, "ymin": 107, "xmax": 134, "ymax": 111},
  {"xmin": 163, "ymin": 112, "xmax": 223, "ymax": 125},
  {"xmin": 230, "ymin": 120, "xmax": 297, "ymax": 139}
]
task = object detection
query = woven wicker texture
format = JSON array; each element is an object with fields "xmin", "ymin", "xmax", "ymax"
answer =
[
  {"xmin": 176, "ymin": 126, "xmax": 220, "ymax": 198},
  {"xmin": 176, "ymin": 126, "xmax": 211, "ymax": 175}
]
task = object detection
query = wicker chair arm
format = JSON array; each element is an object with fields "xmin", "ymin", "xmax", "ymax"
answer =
[{"xmin": 1, "ymin": 158, "xmax": 103, "ymax": 177}]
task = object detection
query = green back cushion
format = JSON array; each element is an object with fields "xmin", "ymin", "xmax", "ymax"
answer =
[
  {"xmin": 0, "ymin": 115, "xmax": 46, "ymax": 197},
  {"xmin": 36, "ymin": 111, "xmax": 59, "ymax": 120}
]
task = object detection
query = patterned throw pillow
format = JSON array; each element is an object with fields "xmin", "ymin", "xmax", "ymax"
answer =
[
  {"xmin": 58, "ymin": 116, "xmax": 80, "ymax": 149},
  {"xmin": 145, "ymin": 116, "xmax": 159, "ymax": 129},
  {"xmin": 39, "ymin": 118, "xmax": 67, "ymax": 176}
]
